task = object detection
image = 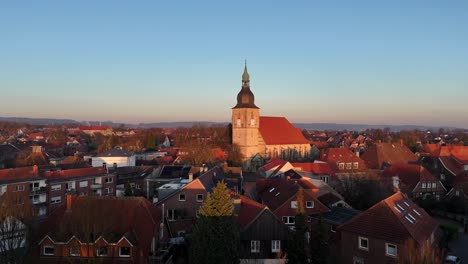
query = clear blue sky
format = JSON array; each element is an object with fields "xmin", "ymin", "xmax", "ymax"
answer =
[{"xmin": 1, "ymin": 1, "xmax": 468, "ymax": 128}]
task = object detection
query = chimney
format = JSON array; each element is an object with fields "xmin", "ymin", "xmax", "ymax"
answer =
[
  {"xmin": 33, "ymin": 165, "xmax": 39, "ymax": 175},
  {"xmin": 66, "ymin": 194, "xmax": 74, "ymax": 212},
  {"xmin": 188, "ymin": 173, "xmax": 194, "ymax": 182}
]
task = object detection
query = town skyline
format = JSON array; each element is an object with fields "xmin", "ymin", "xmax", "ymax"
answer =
[{"xmin": 2, "ymin": 1, "xmax": 468, "ymax": 128}]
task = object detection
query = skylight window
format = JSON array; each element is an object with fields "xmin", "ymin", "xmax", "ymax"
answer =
[
  {"xmin": 405, "ymin": 215, "xmax": 415, "ymax": 224},
  {"xmin": 269, "ymin": 188, "xmax": 275, "ymax": 193},
  {"xmin": 408, "ymin": 213, "xmax": 417, "ymax": 222},
  {"xmin": 403, "ymin": 201, "xmax": 410, "ymax": 207},
  {"xmin": 412, "ymin": 209, "xmax": 421, "ymax": 216},
  {"xmin": 396, "ymin": 204, "xmax": 405, "ymax": 212},
  {"xmin": 275, "ymin": 192, "xmax": 280, "ymax": 196},
  {"xmin": 394, "ymin": 206, "xmax": 402, "ymax": 213}
]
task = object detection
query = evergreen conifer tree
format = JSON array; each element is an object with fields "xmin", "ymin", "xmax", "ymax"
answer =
[{"xmin": 188, "ymin": 180, "xmax": 239, "ymax": 264}]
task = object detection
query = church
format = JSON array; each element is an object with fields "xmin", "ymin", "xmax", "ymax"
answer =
[{"xmin": 232, "ymin": 64, "xmax": 312, "ymax": 162}]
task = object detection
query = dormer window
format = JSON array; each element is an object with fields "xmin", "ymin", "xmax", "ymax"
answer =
[{"xmin": 119, "ymin": 246, "xmax": 131, "ymax": 257}]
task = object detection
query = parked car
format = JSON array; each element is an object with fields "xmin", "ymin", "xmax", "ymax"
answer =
[{"xmin": 446, "ymin": 255, "xmax": 463, "ymax": 264}]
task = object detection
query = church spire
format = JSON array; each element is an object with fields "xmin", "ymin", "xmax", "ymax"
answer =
[
  {"xmin": 242, "ymin": 60, "xmax": 250, "ymax": 83},
  {"xmin": 234, "ymin": 62, "xmax": 258, "ymax": 109}
]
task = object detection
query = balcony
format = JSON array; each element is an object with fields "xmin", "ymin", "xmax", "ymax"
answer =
[
  {"xmin": 30, "ymin": 186, "xmax": 47, "ymax": 195},
  {"xmin": 66, "ymin": 188, "xmax": 76, "ymax": 194},
  {"xmin": 91, "ymin": 184, "xmax": 102, "ymax": 189}
]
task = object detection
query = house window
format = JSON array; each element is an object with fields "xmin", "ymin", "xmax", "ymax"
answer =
[
  {"xmin": 32, "ymin": 195, "xmax": 40, "ymax": 204},
  {"xmin": 291, "ymin": 201, "xmax": 298, "ymax": 209},
  {"xmin": 271, "ymin": 240, "xmax": 281, "ymax": 253},
  {"xmin": 102, "ymin": 162, "xmax": 107, "ymax": 169},
  {"xmin": 358, "ymin": 237, "xmax": 369, "ymax": 251},
  {"xmin": 386, "ymin": 243, "xmax": 397, "ymax": 257},
  {"xmin": 282, "ymin": 216, "xmax": 295, "ymax": 224},
  {"xmin": 167, "ymin": 209, "xmax": 185, "ymax": 221},
  {"xmin": 51, "ymin": 184, "xmax": 61, "ymax": 191},
  {"xmin": 70, "ymin": 246, "xmax": 80, "ymax": 256},
  {"xmin": 136, "ymin": 184, "xmax": 141, "ymax": 190},
  {"xmin": 455, "ymin": 191, "xmax": 460, "ymax": 196},
  {"xmin": 251, "ymin": 240, "xmax": 260, "ymax": 253},
  {"xmin": 431, "ymin": 182, "xmax": 436, "ymax": 188},
  {"xmin": 338, "ymin": 163, "xmax": 345, "ymax": 170},
  {"xmin": 97, "ymin": 246, "xmax": 108, "ymax": 256},
  {"xmin": 119, "ymin": 246, "xmax": 131, "ymax": 257},
  {"xmin": 346, "ymin": 163, "xmax": 352, "ymax": 170},
  {"xmin": 353, "ymin": 162, "xmax": 359, "ymax": 169},
  {"xmin": 179, "ymin": 194, "xmax": 186, "ymax": 201},
  {"xmin": 196, "ymin": 194, "xmax": 204, "ymax": 202},
  {"xmin": 421, "ymin": 182, "xmax": 426, "ymax": 189},
  {"xmin": 15, "ymin": 185, "xmax": 25, "ymax": 192},
  {"xmin": 331, "ymin": 225, "xmax": 337, "ymax": 232},
  {"xmin": 440, "ymin": 174, "xmax": 445, "ymax": 180},
  {"xmin": 79, "ymin": 181, "xmax": 88, "ymax": 188},
  {"xmin": 43, "ymin": 245, "xmax": 54, "ymax": 256},
  {"xmin": 65, "ymin": 182, "xmax": 72, "ymax": 190},
  {"xmin": 105, "ymin": 177, "xmax": 113, "ymax": 183},
  {"xmin": 106, "ymin": 187, "xmax": 113, "ymax": 194},
  {"xmin": 306, "ymin": 201, "xmax": 314, "ymax": 208},
  {"xmin": 51, "ymin": 196, "xmax": 61, "ymax": 204}
]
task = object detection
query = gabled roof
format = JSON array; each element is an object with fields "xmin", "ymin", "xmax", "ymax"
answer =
[
  {"xmin": 95, "ymin": 147, "xmax": 133, "ymax": 157},
  {"xmin": 43, "ymin": 167, "xmax": 108, "ymax": 181},
  {"xmin": 258, "ymin": 116, "xmax": 310, "ymax": 145},
  {"xmin": 439, "ymin": 156, "xmax": 464, "ymax": 176},
  {"xmin": 439, "ymin": 145, "xmax": 468, "ymax": 162},
  {"xmin": 361, "ymin": 143, "xmax": 417, "ymax": 169},
  {"xmin": 257, "ymin": 177, "xmax": 319, "ymax": 211},
  {"xmin": 236, "ymin": 195, "xmax": 267, "ymax": 230},
  {"xmin": 0, "ymin": 143, "xmax": 21, "ymax": 157},
  {"xmin": 382, "ymin": 163, "xmax": 440, "ymax": 190},
  {"xmin": 0, "ymin": 166, "xmax": 41, "ymax": 184},
  {"xmin": 39, "ymin": 196, "xmax": 160, "ymax": 256},
  {"xmin": 291, "ymin": 162, "xmax": 335, "ymax": 175},
  {"xmin": 339, "ymin": 192, "xmax": 438, "ymax": 245}
]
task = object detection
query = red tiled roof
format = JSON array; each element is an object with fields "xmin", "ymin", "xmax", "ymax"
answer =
[
  {"xmin": 236, "ymin": 195, "xmax": 266, "ymax": 229},
  {"xmin": 0, "ymin": 166, "xmax": 40, "ymax": 183},
  {"xmin": 260, "ymin": 158, "xmax": 287, "ymax": 172},
  {"xmin": 439, "ymin": 145, "xmax": 468, "ymax": 162},
  {"xmin": 257, "ymin": 177, "xmax": 319, "ymax": 211},
  {"xmin": 258, "ymin": 116, "xmax": 310, "ymax": 145},
  {"xmin": 421, "ymin": 144, "xmax": 441, "ymax": 157},
  {"xmin": 339, "ymin": 192, "xmax": 438, "ymax": 245},
  {"xmin": 291, "ymin": 162, "xmax": 334, "ymax": 175},
  {"xmin": 382, "ymin": 163, "xmax": 438, "ymax": 190},
  {"xmin": 361, "ymin": 143, "xmax": 417, "ymax": 169},
  {"xmin": 43, "ymin": 167, "xmax": 107, "ymax": 180},
  {"xmin": 439, "ymin": 156, "xmax": 464, "ymax": 176},
  {"xmin": 40, "ymin": 196, "xmax": 160, "ymax": 257}
]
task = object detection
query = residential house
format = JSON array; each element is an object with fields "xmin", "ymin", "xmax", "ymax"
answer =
[
  {"xmin": 321, "ymin": 148, "xmax": 368, "ymax": 176},
  {"xmin": 256, "ymin": 177, "xmax": 329, "ymax": 228},
  {"xmin": 42, "ymin": 167, "xmax": 116, "ymax": 211},
  {"xmin": 91, "ymin": 147, "xmax": 136, "ymax": 168},
  {"xmin": 258, "ymin": 158, "xmax": 294, "ymax": 178},
  {"xmin": 424, "ymin": 145, "xmax": 468, "ymax": 187},
  {"xmin": 361, "ymin": 142, "xmax": 418, "ymax": 170},
  {"xmin": 37, "ymin": 195, "xmax": 161, "ymax": 264},
  {"xmin": 381, "ymin": 163, "xmax": 446, "ymax": 201},
  {"xmin": 338, "ymin": 192, "xmax": 440, "ymax": 264},
  {"xmin": 114, "ymin": 166, "xmax": 154, "ymax": 197},
  {"xmin": 291, "ymin": 161, "xmax": 335, "ymax": 184},
  {"xmin": 156, "ymin": 167, "xmax": 223, "ymax": 239},
  {"xmin": 236, "ymin": 195, "xmax": 290, "ymax": 261},
  {"xmin": 0, "ymin": 143, "xmax": 21, "ymax": 168}
]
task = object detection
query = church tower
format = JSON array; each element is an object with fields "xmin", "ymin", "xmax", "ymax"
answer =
[{"xmin": 232, "ymin": 63, "xmax": 260, "ymax": 160}]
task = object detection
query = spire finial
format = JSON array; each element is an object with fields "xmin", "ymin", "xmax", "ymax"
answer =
[{"xmin": 242, "ymin": 60, "xmax": 249, "ymax": 82}]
